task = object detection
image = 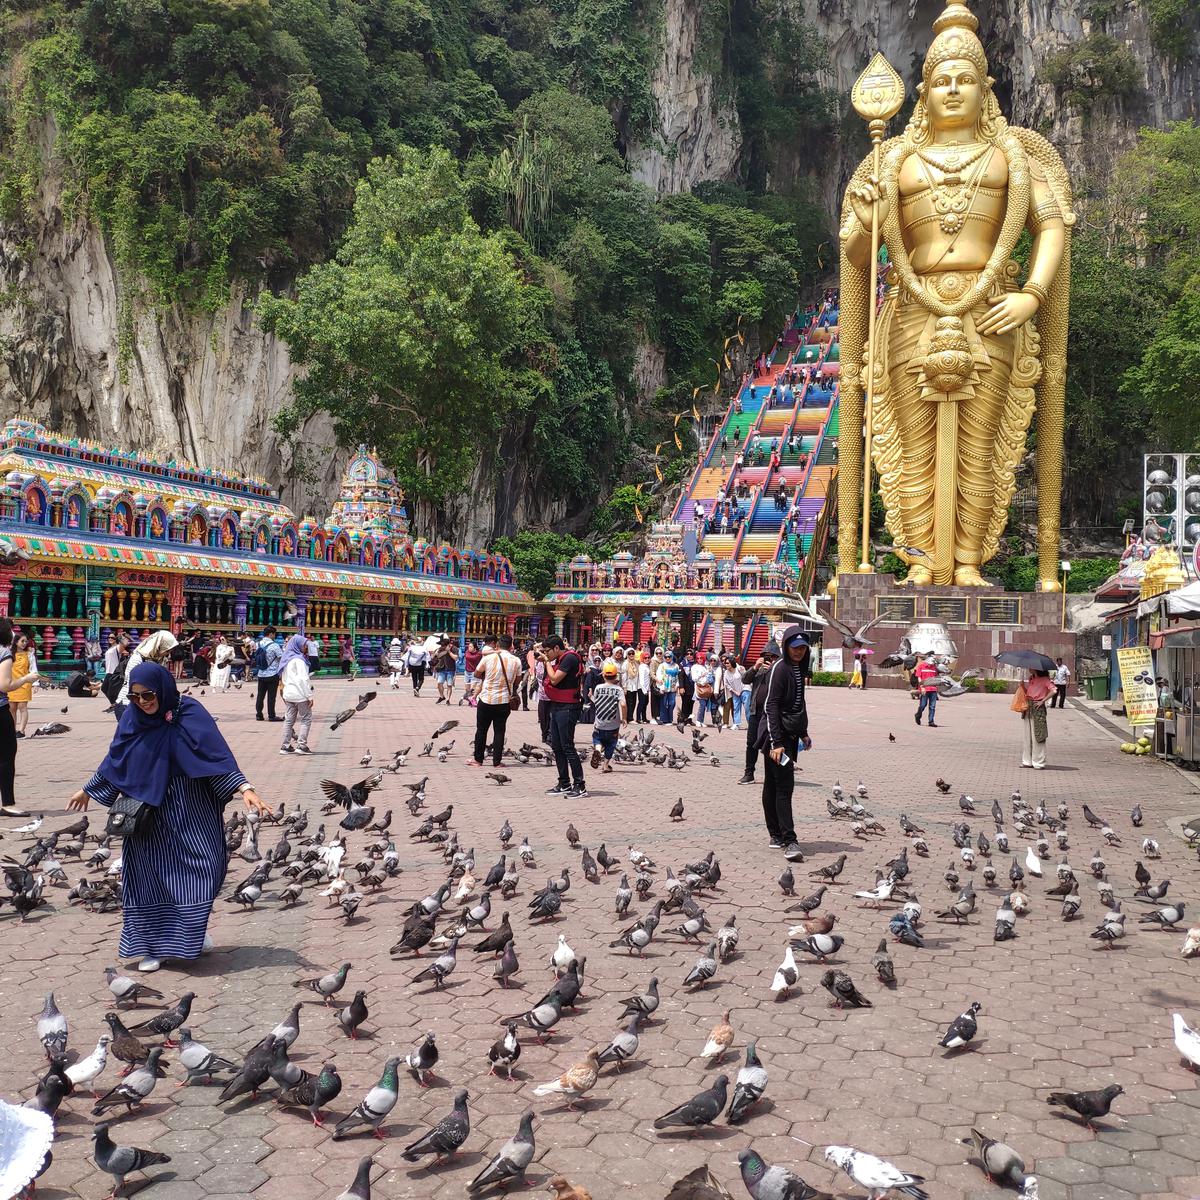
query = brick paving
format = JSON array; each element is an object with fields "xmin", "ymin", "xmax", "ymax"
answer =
[{"xmin": 3, "ymin": 677, "xmax": 1200, "ymax": 1200}]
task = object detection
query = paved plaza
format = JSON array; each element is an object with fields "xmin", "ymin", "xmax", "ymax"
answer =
[{"xmin": 3, "ymin": 677, "xmax": 1200, "ymax": 1200}]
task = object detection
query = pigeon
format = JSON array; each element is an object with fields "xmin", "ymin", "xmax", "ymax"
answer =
[
  {"xmin": 219, "ymin": 1036, "xmax": 278, "ymax": 1103},
  {"xmin": 177, "ymin": 1028, "xmax": 236, "ymax": 1085},
  {"xmin": 654, "ymin": 1074, "xmax": 729, "ymax": 1131},
  {"xmin": 596, "ymin": 1015, "xmax": 641, "ymax": 1071},
  {"xmin": 277, "ymin": 1061, "xmax": 343, "ymax": 1127},
  {"xmin": 36, "ymin": 993, "xmax": 68, "ymax": 1060},
  {"xmin": 489, "ymin": 1023, "xmax": 522, "ymax": 1079},
  {"xmin": 938, "ymin": 1001, "xmax": 981, "ymax": 1050},
  {"xmin": 103, "ymin": 1013, "xmax": 150, "ymax": 1073},
  {"xmin": 669, "ymin": 797, "xmax": 685, "ymax": 821},
  {"xmin": 1138, "ymin": 902, "xmax": 1186, "ymax": 929},
  {"xmin": 854, "ymin": 876, "xmax": 895, "ymax": 907},
  {"xmin": 1130, "ymin": 804, "xmax": 1144, "ymax": 827},
  {"xmin": 24, "ymin": 1070, "xmax": 69, "ymax": 1117},
  {"xmin": 566, "ymin": 823, "xmax": 580, "ymax": 848},
  {"xmin": 91, "ymin": 1046, "xmax": 166, "ymax": 1114},
  {"xmin": 819, "ymin": 970, "xmax": 871, "ymax": 1008},
  {"xmin": 405, "ymin": 1032, "xmax": 439, "ymax": 1086},
  {"xmin": 92, "ymin": 1122, "xmax": 171, "ymax": 1196},
  {"xmin": 550, "ymin": 934, "xmax": 576, "ymax": 975},
  {"xmin": 792, "ymin": 934, "xmax": 844, "ymax": 962},
  {"xmin": 494, "ymin": 939, "xmax": 520, "ymax": 988},
  {"xmin": 739, "ymin": 1147, "xmax": 834, "ymax": 1199},
  {"xmin": 1082, "ymin": 804, "xmax": 1104, "ymax": 828},
  {"xmin": 935, "ymin": 884, "xmax": 976, "ymax": 924},
  {"xmin": 778, "ymin": 865, "xmax": 795, "ymax": 896},
  {"xmin": 413, "ymin": 939, "xmax": 458, "ymax": 988},
  {"xmin": 486, "ymin": 772, "xmax": 511, "ymax": 786},
  {"xmin": 333, "ymin": 1156, "xmax": 374, "ymax": 1200},
  {"xmin": 618, "ymin": 977, "xmax": 660, "ymax": 1020},
  {"xmin": 502, "ymin": 994, "xmax": 563, "ymax": 1042},
  {"xmin": 700, "ymin": 1010, "xmax": 735, "ymax": 1062},
  {"xmin": 872, "ymin": 939, "xmax": 896, "ymax": 987},
  {"xmin": 533, "ymin": 1047, "xmax": 601, "ymax": 1109},
  {"xmin": 824, "ymin": 1147, "xmax": 928, "ymax": 1200},
  {"xmin": 271, "ymin": 1004, "xmax": 302, "ymax": 1051},
  {"xmin": 726, "ymin": 1041, "xmax": 768, "ymax": 1123},
  {"xmin": 293, "ymin": 962, "xmax": 351, "ymax": 1005},
  {"xmin": 684, "ymin": 942, "xmax": 719, "ymax": 989},
  {"xmin": 1173, "ymin": 1012, "xmax": 1200, "ymax": 1070},
  {"xmin": 390, "ymin": 913, "xmax": 435, "ymax": 956},
  {"xmin": 401, "ymin": 1087, "xmax": 471, "ymax": 1162},
  {"xmin": 1046, "ymin": 1083, "xmax": 1123, "ymax": 1129},
  {"xmin": 104, "ymin": 967, "xmax": 163, "ymax": 1009},
  {"xmin": 960, "ymin": 1128, "xmax": 1036, "ymax": 1192},
  {"xmin": 1182, "ymin": 927, "xmax": 1200, "ymax": 958},
  {"xmin": 547, "ymin": 1176, "xmax": 593, "ymax": 1200},
  {"xmin": 787, "ymin": 886, "xmax": 826, "ymax": 915},
  {"xmin": 127, "ymin": 991, "xmax": 195, "ymax": 1047},
  {"xmin": 468, "ymin": 1109, "xmax": 536, "ymax": 1193},
  {"xmin": 336, "ymin": 990, "xmax": 370, "ymax": 1040},
  {"xmin": 333, "ymin": 1056, "xmax": 401, "ymax": 1140},
  {"xmin": 1090, "ymin": 907, "xmax": 1126, "ymax": 949}
]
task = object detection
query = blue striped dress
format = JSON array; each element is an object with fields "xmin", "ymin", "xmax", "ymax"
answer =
[{"xmin": 84, "ymin": 769, "xmax": 246, "ymax": 960}]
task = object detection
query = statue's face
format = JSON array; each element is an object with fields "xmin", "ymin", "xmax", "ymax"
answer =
[{"xmin": 925, "ymin": 59, "xmax": 984, "ymax": 131}]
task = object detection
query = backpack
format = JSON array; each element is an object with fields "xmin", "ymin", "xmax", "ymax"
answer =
[
  {"xmin": 101, "ymin": 656, "xmax": 127, "ymax": 703},
  {"xmin": 253, "ymin": 642, "xmax": 270, "ymax": 672}
]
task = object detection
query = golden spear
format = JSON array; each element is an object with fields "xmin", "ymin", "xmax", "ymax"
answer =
[{"xmin": 850, "ymin": 52, "xmax": 904, "ymax": 575}]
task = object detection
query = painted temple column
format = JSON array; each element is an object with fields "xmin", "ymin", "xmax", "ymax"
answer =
[
  {"xmin": 84, "ymin": 568, "xmax": 113, "ymax": 648},
  {"xmin": 456, "ymin": 603, "xmax": 469, "ymax": 670},
  {"xmin": 0, "ymin": 563, "xmax": 20, "ymax": 619},
  {"xmin": 709, "ymin": 610, "xmax": 728, "ymax": 656},
  {"xmin": 550, "ymin": 608, "xmax": 565, "ymax": 639},
  {"xmin": 345, "ymin": 594, "xmax": 361, "ymax": 664},
  {"xmin": 506, "ymin": 612, "xmax": 518, "ymax": 640},
  {"xmin": 167, "ymin": 575, "xmax": 185, "ymax": 638},
  {"xmin": 294, "ymin": 590, "xmax": 310, "ymax": 635},
  {"xmin": 601, "ymin": 609, "xmax": 617, "ymax": 645},
  {"xmin": 233, "ymin": 590, "xmax": 250, "ymax": 634}
]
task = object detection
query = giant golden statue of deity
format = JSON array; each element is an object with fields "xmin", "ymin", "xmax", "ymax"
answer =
[{"xmin": 837, "ymin": 0, "xmax": 1074, "ymax": 590}]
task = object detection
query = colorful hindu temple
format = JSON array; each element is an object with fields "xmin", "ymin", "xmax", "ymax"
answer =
[
  {"xmin": 545, "ymin": 300, "xmax": 839, "ymax": 656},
  {"xmin": 0, "ymin": 420, "xmax": 534, "ymax": 671}
]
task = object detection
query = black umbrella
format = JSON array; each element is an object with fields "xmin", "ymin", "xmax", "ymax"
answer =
[{"xmin": 994, "ymin": 649, "xmax": 1056, "ymax": 672}]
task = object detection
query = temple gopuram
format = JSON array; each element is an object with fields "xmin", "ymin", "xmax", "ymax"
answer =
[{"xmin": 0, "ymin": 420, "xmax": 534, "ymax": 670}]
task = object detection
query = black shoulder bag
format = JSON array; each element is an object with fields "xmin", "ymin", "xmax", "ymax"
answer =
[{"xmin": 106, "ymin": 793, "xmax": 155, "ymax": 838}]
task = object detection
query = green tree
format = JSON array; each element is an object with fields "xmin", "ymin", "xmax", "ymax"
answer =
[
  {"xmin": 260, "ymin": 148, "xmax": 536, "ymax": 532},
  {"xmin": 493, "ymin": 530, "xmax": 589, "ymax": 599}
]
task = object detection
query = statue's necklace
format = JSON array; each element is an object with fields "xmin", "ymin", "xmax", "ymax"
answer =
[{"xmin": 915, "ymin": 146, "xmax": 992, "ymax": 235}]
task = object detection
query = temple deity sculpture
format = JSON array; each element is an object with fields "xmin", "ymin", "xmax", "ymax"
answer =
[{"xmin": 837, "ymin": 0, "xmax": 1073, "ymax": 590}]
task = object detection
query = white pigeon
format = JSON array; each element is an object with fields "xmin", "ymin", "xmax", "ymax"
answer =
[
  {"xmin": 1173, "ymin": 1012, "xmax": 1200, "ymax": 1070},
  {"xmin": 853, "ymin": 876, "xmax": 895, "ymax": 907},
  {"xmin": 902, "ymin": 898, "xmax": 922, "ymax": 925},
  {"xmin": 1181, "ymin": 927, "xmax": 1200, "ymax": 959},
  {"xmin": 550, "ymin": 934, "xmax": 576, "ymax": 976},
  {"xmin": 65, "ymin": 1035, "xmax": 110, "ymax": 1097},
  {"xmin": 1142, "ymin": 837, "xmax": 1161, "ymax": 859},
  {"xmin": 824, "ymin": 1146, "xmax": 928, "ymax": 1199},
  {"xmin": 12, "ymin": 816, "xmax": 42, "ymax": 835},
  {"xmin": 1024, "ymin": 847, "xmax": 1043, "ymax": 878},
  {"xmin": 770, "ymin": 946, "xmax": 798, "ymax": 998},
  {"xmin": 359, "ymin": 751, "xmax": 373, "ymax": 767}
]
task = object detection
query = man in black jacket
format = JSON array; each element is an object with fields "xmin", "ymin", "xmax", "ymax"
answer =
[
  {"xmin": 738, "ymin": 641, "xmax": 780, "ymax": 785},
  {"xmin": 758, "ymin": 625, "xmax": 811, "ymax": 862}
]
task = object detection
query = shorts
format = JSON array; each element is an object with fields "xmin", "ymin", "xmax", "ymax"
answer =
[{"xmin": 436, "ymin": 670, "xmax": 455, "ymax": 685}]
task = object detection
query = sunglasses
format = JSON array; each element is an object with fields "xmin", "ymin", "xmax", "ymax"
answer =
[{"xmin": 128, "ymin": 689, "xmax": 159, "ymax": 705}]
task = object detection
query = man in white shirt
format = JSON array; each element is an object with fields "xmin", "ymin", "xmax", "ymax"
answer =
[
  {"xmin": 405, "ymin": 639, "xmax": 429, "ymax": 695},
  {"xmin": 1051, "ymin": 657, "xmax": 1071, "ymax": 708},
  {"xmin": 470, "ymin": 634, "xmax": 522, "ymax": 767}
]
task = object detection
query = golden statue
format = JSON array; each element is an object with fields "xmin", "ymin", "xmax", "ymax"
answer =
[{"xmin": 837, "ymin": 0, "xmax": 1074, "ymax": 590}]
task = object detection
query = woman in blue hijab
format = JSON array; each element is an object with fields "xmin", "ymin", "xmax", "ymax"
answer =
[{"xmin": 66, "ymin": 662, "xmax": 270, "ymax": 972}]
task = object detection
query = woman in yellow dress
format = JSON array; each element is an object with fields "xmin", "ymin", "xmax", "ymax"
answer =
[{"xmin": 9, "ymin": 631, "xmax": 37, "ymax": 737}]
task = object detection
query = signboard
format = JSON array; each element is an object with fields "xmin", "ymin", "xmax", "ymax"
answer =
[
  {"xmin": 926, "ymin": 597, "xmax": 968, "ymax": 624},
  {"xmin": 978, "ymin": 597, "xmax": 1021, "ymax": 625},
  {"xmin": 821, "ymin": 648, "xmax": 844, "ymax": 673},
  {"xmin": 115, "ymin": 569, "xmax": 167, "ymax": 587},
  {"xmin": 875, "ymin": 595, "xmax": 916, "ymax": 622},
  {"xmin": 1117, "ymin": 645, "xmax": 1158, "ymax": 728}
]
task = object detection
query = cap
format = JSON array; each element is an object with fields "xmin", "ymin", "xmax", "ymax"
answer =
[
  {"xmin": 762, "ymin": 643, "xmax": 781, "ymax": 659},
  {"xmin": 602, "ymin": 662, "xmax": 619, "ymax": 677},
  {"xmin": 779, "ymin": 624, "xmax": 810, "ymax": 649}
]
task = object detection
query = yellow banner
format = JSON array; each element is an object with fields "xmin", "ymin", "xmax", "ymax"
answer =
[{"xmin": 1117, "ymin": 645, "xmax": 1157, "ymax": 728}]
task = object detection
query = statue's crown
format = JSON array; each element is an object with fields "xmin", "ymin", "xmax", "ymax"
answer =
[{"xmin": 923, "ymin": 0, "xmax": 989, "ymax": 82}]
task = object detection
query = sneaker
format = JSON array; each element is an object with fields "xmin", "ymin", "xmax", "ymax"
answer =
[
  {"xmin": 279, "ymin": 746, "xmax": 294, "ymax": 754},
  {"xmin": 268, "ymin": 716, "xmax": 284, "ymax": 722},
  {"xmin": 928, "ymin": 722, "xmax": 939, "ymax": 728},
  {"xmin": 590, "ymin": 748, "xmax": 602, "ymax": 770},
  {"xmin": 256, "ymin": 715, "xmax": 265, "ymax": 722},
  {"xmin": 768, "ymin": 837, "xmax": 785, "ymax": 849},
  {"xmin": 913, "ymin": 712, "xmax": 920, "ymax": 725},
  {"xmin": 546, "ymin": 784, "xmax": 570, "ymax": 795},
  {"xmin": 14, "ymin": 731, "xmax": 23, "ymax": 739},
  {"xmin": 201, "ymin": 933, "xmax": 214, "ymax": 953},
  {"xmin": 137, "ymin": 957, "xmax": 161, "ymax": 973},
  {"xmin": 295, "ymin": 746, "xmax": 311, "ymax": 755},
  {"xmin": 783, "ymin": 842, "xmax": 806, "ymax": 862},
  {"xmin": 601, "ymin": 763, "xmax": 613, "ymax": 773},
  {"xmin": 737, "ymin": 773, "xmax": 755, "ymax": 785},
  {"xmin": 567, "ymin": 784, "xmax": 589, "ymax": 799}
]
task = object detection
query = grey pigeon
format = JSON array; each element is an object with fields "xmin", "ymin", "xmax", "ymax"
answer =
[
  {"xmin": 219, "ymin": 1035, "xmax": 277, "ymax": 1102},
  {"xmin": 872, "ymin": 939, "xmax": 896, "ymax": 987},
  {"xmin": 92, "ymin": 1047, "xmax": 166, "ymax": 1114},
  {"xmin": 597, "ymin": 1015, "xmax": 641, "ymax": 1070},
  {"xmin": 332, "ymin": 1056, "xmax": 401, "ymax": 1140},
  {"xmin": 819, "ymin": 970, "xmax": 871, "ymax": 1008},
  {"xmin": 501, "ymin": 994, "xmax": 563, "ymax": 1042},
  {"xmin": 402, "ymin": 1087, "xmax": 471, "ymax": 1162},
  {"xmin": 654, "ymin": 1074, "xmax": 729, "ymax": 1130},
  {"xmin": 413, "ymin": 939, "xmax": 458, "ymax": 989},
  {"xmin": 467, "ymin": 1109, "xmax": 535, "ymax": 1193},
  {"xmin": 960, "ymin": 1128, "xmax": 1035, "ymax": 1191},
  {"xmin": 277, "ymin": 1060, "xmax": 342, "ymax": 1127},
  {"xmin": 128, "ymin": 991, "xmax": 195, "ymax": 1046},
  {"xmin": 93, "ymin": 1122, "xmax": 171, "ymax": 1194},
  {"xmin": 405, "ymin": 1032, "xmax": 439, "ymax": 1086},
  {"xmin": 335, "ymin": 1156, "xmax": 374, "ymax": 1200},
  {"xmin": 36, "ymin": 993, "xmax": 67, "ymax": 1060},
  {"xmin": 1138, "ymin": 901, "xmax": 1185, "ymax": 928},
  {"xmin": 104, "ymin": 967, "xmax": 163, "ymax": 1008},
  {"xmin": 727, "ymin": 1041, "xmax": 768, "ymax": 1123},
  {"xmin": 739, "ymin": 1146, "xmax": 835, "ymax": 1199},
  {"xmin": 683, "ymin": 943, "xmax": 718, "ymax": 989},
  {"xmin": 618, "ymin": 976, "xmax": 659, "ymax": 1019},
  {"xmin": 336, "ymin": 990, "xmax": 370, "ymax": 1040},
  {"xmin": 271, "ymin": 1004, "xmax": 302, "ymax": 1050},
  {"xmin": 178, "ymin": 1028, "xmax": 236, "ymax": 1084},
  {"xmin": 494, "ymin": 939, "xmax": 520, "ymax": 988},
  {"xmin": 1046, "ymin": 1083, "xmax": 1123, "ymax": 1129},
  {"xmin": 268, "ymin": 1039, "xmax": 308, "ymax": 1090},
  {"xmin": 293, "ymin": 962, "xmax": 351, "ymax": 1005}
]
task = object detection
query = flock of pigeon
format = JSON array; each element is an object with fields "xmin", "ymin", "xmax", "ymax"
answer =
[{"xmin": 4, "ymin": 684, "xmax": 1200, "ymax": 1200}]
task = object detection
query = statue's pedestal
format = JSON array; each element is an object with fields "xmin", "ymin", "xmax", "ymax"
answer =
[{"xmin": 827, "ymin": 573, "xmax": 1076, "ymax": 689}]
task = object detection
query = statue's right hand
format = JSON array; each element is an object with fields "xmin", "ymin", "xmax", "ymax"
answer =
[{"xmin": 848, "ymin": 179, "xmax": 889, "ymax": 232}]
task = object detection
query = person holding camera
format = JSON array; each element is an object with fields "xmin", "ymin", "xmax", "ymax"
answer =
[
  {"xmin": 539, "ymin": 635, "xmax": 587, "ymax": 798},
  {"xmin": 757, "ymin": 625, "xmax": 811, "ymax": 862}
]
